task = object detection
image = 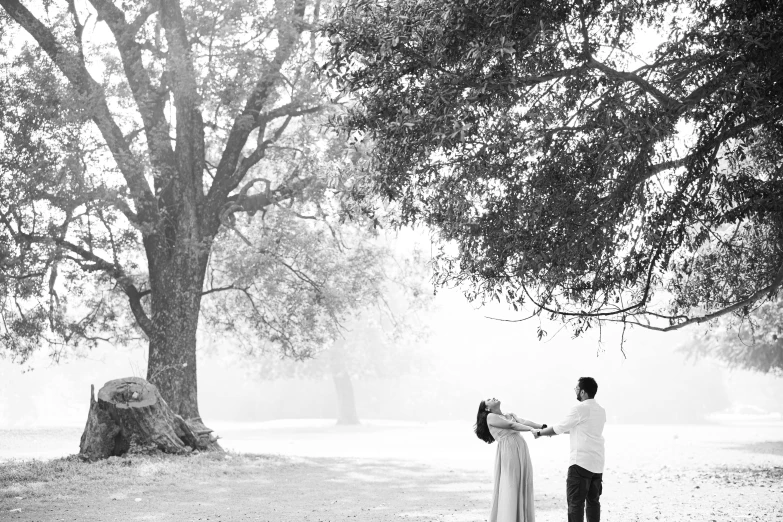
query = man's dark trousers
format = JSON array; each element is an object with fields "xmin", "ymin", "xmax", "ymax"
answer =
[{"xmin": 566, "ymin": 464, "xmax": 602, "ymax": 522}]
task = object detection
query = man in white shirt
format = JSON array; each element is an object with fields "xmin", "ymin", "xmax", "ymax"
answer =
[{"xmin": 534, "ymin": 377, "xmax": 606, "ymax": 522}]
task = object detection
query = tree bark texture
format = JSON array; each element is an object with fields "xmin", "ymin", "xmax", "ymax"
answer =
[
  {"xmin": 145, "ymin": 239, "xmax": 211, "ymax": 420},
  {"xmin": 79, "ymin": 377, "xmax": 220, "ymax": 460}
]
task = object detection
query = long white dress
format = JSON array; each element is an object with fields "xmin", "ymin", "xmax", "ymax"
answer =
[{"xmin": 488, "ymin": 418, "xmax": 535, "ymax": 522}]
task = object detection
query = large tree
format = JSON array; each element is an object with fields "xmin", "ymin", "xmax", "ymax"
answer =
[
  {"xmin": 0, "ymin": 0, "xmax": 346, "ymax": 423},
  {"xmin": 324, "ymin": 0, "xmax": 783, "ymax": 339}
]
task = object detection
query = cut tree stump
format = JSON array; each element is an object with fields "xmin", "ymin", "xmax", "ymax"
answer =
[{"xmin": 79, "ymin": 377, "xmax": 221, "ymax": 460}]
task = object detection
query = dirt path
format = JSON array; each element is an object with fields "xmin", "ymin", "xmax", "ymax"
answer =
[{"xmin": 1, "ymin": 448, "xmax": 782, "ymax": 522}]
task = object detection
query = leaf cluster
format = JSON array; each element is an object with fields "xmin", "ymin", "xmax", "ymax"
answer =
[
  {"xmin": 0, "ymin": 43, "xmax": 142, "ymax": 362},
  {"xmin": 202, "ymin": 206, "xmax": 433, "ymax": 365},
  {"xmin": 686, "ymin": 297, "xmax": 783, "ymax": 375}
]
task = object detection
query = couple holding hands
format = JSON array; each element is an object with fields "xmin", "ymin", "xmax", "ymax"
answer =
[{"xmin": 474, "ymin": 377, "xmax": 606, "ymax": 522}]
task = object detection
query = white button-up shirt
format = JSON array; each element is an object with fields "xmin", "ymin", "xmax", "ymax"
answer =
[{"xmin": 553, "ymin": 398, "xmax": 606, "ymax": 473}]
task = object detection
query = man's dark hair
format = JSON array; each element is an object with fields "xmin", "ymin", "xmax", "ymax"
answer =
[{"xmin": 578, "ymin": 377, "xmax": 598, "ymax": 398}]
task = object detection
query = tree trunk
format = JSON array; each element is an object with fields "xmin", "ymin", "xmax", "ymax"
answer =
[
  {"xmin": 145, "ymin": 240, "xmax": 210, "ymax": 421},
  {"xmin": 329, "ymin": 339, "xmax": 359, "ymax": 425},
  {"xmin": 79, "ymin": 377, "xmax": 216, "ymax": 460},
  {"xmin": 333, "ymin": 372, "xmax": 359, "ymax": 425}
]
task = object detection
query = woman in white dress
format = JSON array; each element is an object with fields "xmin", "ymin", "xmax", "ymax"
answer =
[{"xmin": 474, "ymin": 398, "xmax": 546, "ymax": 522}]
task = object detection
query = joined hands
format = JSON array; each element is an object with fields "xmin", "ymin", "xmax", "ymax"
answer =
[{"xmin": 532, "ymin": 423, "xmax": 547, "ymax": 439}]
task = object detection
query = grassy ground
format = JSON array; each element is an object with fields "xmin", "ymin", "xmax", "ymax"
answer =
[
  {"xmin": 1, "ymin": 448, "xmax": 783, "ymax": 522},
  {"xmin": 0, "ymin": 452, "xmax": 491, "ymax": 522}
]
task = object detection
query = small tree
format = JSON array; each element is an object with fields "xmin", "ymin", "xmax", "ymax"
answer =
[
  {"xmin": 687, "ymin": 299, "xmax": 783, "ymax": 376},
  {"xmin": 247, "ymin": 308, "xmax": 431, "ymax": 425},
  {"xmin": 205, "ymin": 218, "xmax": 433, "ymax": 424}
]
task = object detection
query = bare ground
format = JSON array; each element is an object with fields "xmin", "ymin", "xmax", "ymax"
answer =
[{"xmin": 1, "ymin": 446, "xmax": 782, "ymax": 522}]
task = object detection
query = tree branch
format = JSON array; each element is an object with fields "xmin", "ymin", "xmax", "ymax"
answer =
[
  {"xmin": 0, "ymin": 0, "xmax": 157, "ymax": 224},
  {"xmin": 535, "ymin": 260, "xmax": 783, "ymax": 333},
  {"xmin": 88, "ymin": 187, "xmax": 142, "ymax": 228},
  {"xmin": 615, "ymin": 273, "xmax": 783, "ymax": 332},
  {"xmin": 224, "ymin": 175, "xmax": 315, "ymax": 218},
  {"xmin": 209, "ymin": 0, "xmax": 308, "ymax": 205},
  {"xmin": 592, "ymin": 107, "xmax": 783, "ymax": 211},
  {"xmin": 21, "ymin": 232, "xmax": 157, "ymax": 338},
  {"xmin": 261, "ymin": 102, "xmax": 322, "ymax": 125},
  {"xmin": 226, "ymin": 101, "xmax": 320, "ymax": 190},
  {"xmin": 647, "ymin": 109, "xmax": 783, "ymax": 175},
  {"xmin": 88, "ymin": 0, "xmax": 174, "ymax": 174},
  {"xmin": 585, "ymin": 56, "xmax": 682, "ymax": 108},
  {"xmin": 201, "ymin": 284, "xmax": 246, "ymax": 297},
  {"xmin": 577, "ymin": 9, "xmax": 681, "ymax": 109},
  {"xmin": 129, "ymin": 0, "xmax": 158, "ymax": 34},
  {"xmin": 159, "ymin": 0, "xmax": 205, "ymax": 205}
]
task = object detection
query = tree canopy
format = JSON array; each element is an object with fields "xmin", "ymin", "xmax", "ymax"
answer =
[{"xmin": 324, "ymin": 0, "xmax": 783, "ymax": 337}]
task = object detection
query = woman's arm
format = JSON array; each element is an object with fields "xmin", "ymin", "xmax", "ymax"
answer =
[
  {"xmin": 510, "ymin": 422, "xmax": 534, "ymax": 432},
  {"xmin": 487, "ymin": 414, "xmax": 534, "ymax": 432},
  {"xmin": 508, "ymin": 413, "xmax": 545, "ymax": 430}
]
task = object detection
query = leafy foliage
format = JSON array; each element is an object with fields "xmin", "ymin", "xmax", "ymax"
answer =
[
  {"xmin": 686, "ymin": 298, "xmax": 783, "ymax": 376},
  {"xmin": 324, "ymin": 0, "xmax": 783, "ymax": 336},
  {"xmin": 203, "ymin": 207, "xmax": 433, "ymax": 361},
  {"xmin": 0, "ymin": 0, "xmax": 355, "ymax": 367},
  {"xmin": 0, "ymin": 43, "xmax": 140, "ymax": 361}
]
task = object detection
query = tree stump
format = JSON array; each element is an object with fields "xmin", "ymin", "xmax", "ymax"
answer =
[{"xmin": 79, "ymin": 377, "xmax": 221, "ymax": 460}]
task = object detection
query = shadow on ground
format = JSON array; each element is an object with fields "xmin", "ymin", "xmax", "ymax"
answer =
[
  {"xmin": 730, "ymin": 440, "xmax": 783, "ymax": 457},
  {"xmin": 3, "ymin": 450, "xmax": 782, "ymax": 522},
  {"xmin": 1, "ymin": 454, "xmax": 565, "ymax": 522}
]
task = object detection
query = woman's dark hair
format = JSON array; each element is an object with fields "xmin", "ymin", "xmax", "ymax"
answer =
[
  {"xmin": 474, "ymin": 401, "xmax": 495, "ymax": 444},
  {"xmin": 578, "ymin": 377, "xmax": 598, "ymax": 398}
]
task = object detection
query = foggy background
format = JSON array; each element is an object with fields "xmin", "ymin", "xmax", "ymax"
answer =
[
  {"xmin": 2, "ymin": 0, "xmax": 779, "ymax": 446},
  {"xmin": 2, "ymin": 285, "xmax": 781, "ymax": 431}
]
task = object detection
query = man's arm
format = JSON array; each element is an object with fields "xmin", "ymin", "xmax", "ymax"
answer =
[
  {"xmin": 534, "ymin": 426, "xmax": 557, "ymax": 437},
  {"xmin": 534, "ymin": 405, "xmax": 581, "ymax": 439}
]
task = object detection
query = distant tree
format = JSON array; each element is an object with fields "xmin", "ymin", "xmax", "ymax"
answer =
[
  {"xmin": 326, "ymin": 313, "xmax": 430, "ymax": 425},
  {"xmin": 205, "ymin": 221, "xmax": 433, "ymax": 424},
  {"xmin": 612, "ymin": 351, "xmax": 730, "ymax": 423},
  {"xmin": 0, "ymin": 0, "xmax": 355, "ymax": 426},
  {"xmin": 248, "ymin": 307, "xmax": 431, "ymax": 425},
  {"xmin": 324, "ymin": 0, "xmax": 783, "ymax": 340},
  {"xmin": 686, "ymin": 299, "xmax": 783, "ymax": 376}
]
